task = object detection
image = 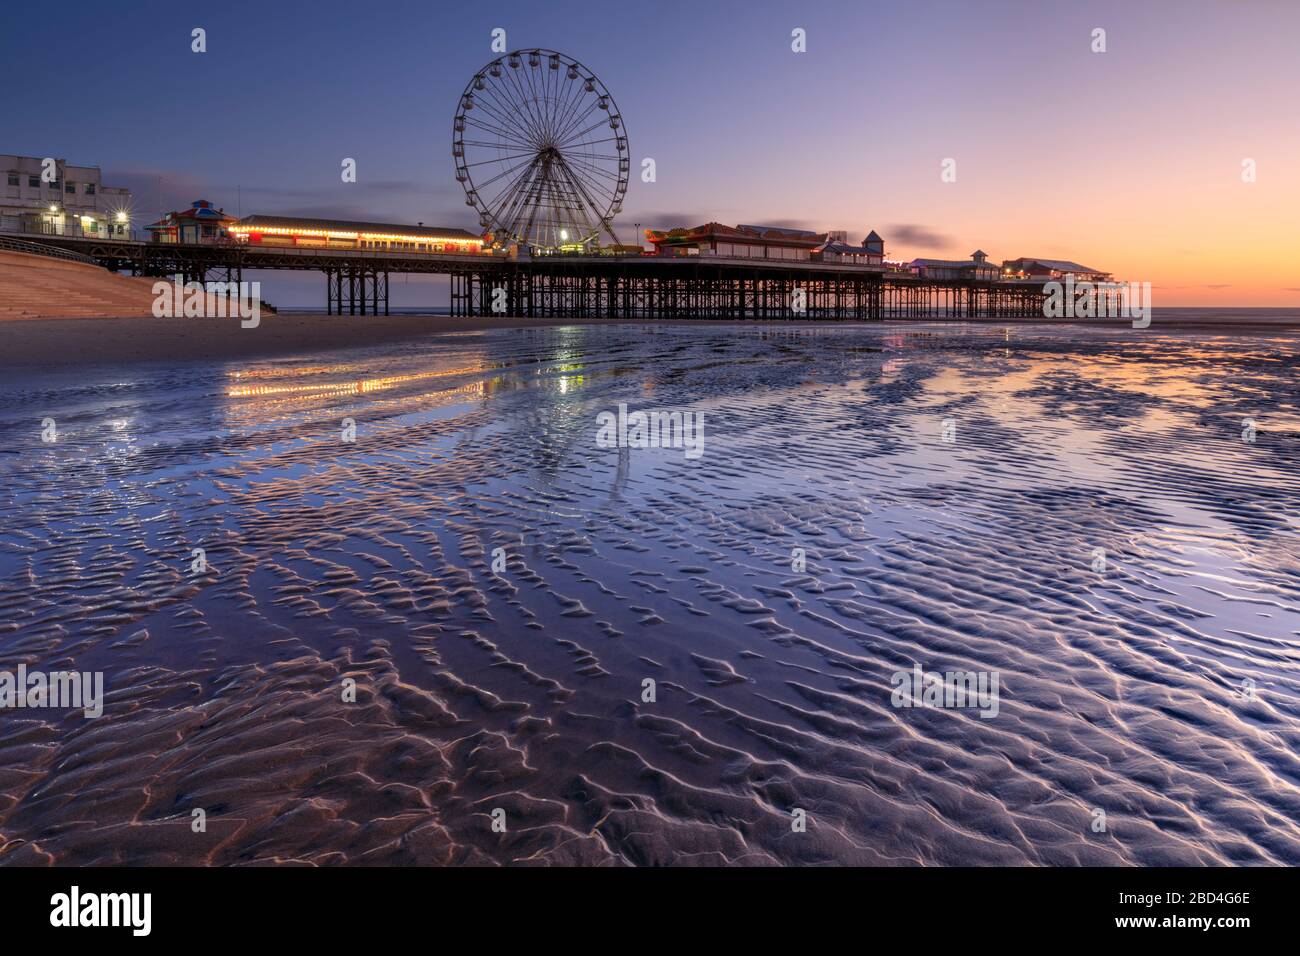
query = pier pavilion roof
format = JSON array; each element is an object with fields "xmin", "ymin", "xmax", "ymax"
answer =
[
  {"xmin": 1001, "ymin": 257, "xmax": 1107, "ymax": 275},
  {"xmin": 146, "ymin": 199, "xmax": 236, "ymax": 232},
  {"xmin": 909, "ymin": 257, "xmax": 988, "ymax": 268},
  {"xmin": 236, "ymin": 215, "xmax": 480, "ymax": 240},
  {"xmin": 647, "ymin": 222, "xmax": 827, "ymax": 247},
  {"xmin": 815, "ymin": 238, "xmax": 878, "ymax": 256}
]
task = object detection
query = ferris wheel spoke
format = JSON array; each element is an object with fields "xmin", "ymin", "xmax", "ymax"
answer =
[
  {"xmin": 558, "ymin": 151, "xmax": 622, "ymax": 172},
  {"xmin": 472, "ymin": 154, "xmax": 540, "ymax": 197},
  {"xmin": 558, "ymin": 156, "xmax": 621, "ymax": 192},
  {"xmin": 482, "ymin": 167, "xmax": 549, "ymax": 235},
  {"xmin": 558, "ymin": 172, "xmax": 616, "ymax": 210},
  {"xmin": 552, "ymin": 106, "xmax": 602, "ymax": 152},
  {"xmin": 510, "ymin": 64, "xmax": 552, "ymax": 142},
  {"xmin": 459, "ymin": 139, "xmax": 539, "ymax": 157},
  {"xmin": 494, "ymin": 161, "xmax": 545, "ymax": 238},
  {"xmin": 467, "ymin": 100, "xmax": 531, "ymax": 147},
  {"xmin": 483, "ymin": 155, "xmax": 544, "ymax": 213},
  {"xmin": 475, "ymin": 90, "xmax": 543, "ymax": 149},
  {"xmin": 553, "ymin": 117, "xmax": 611, "ymax": 152},
  {"xmin": 543, "ymin": 74, "xmax": 573, "ymax": 143},
  {"xmin": 488, "ymin": 79, "xmax": 552, "ymax": 145},
  {"xmin": 461, "ymin": 148, "xmax": 540, "ymax": 167},
  {"xmin": 462, "ymin": 120, "xmax": 536, "ymax": 152},
  {"xmin": 533, "ymin": 66, "xmax": 556, "ymax": 140},
  {"xmin": 562, "ymin": 158, "xmax": 622, "ymax": 174},
  {"xmin": 554, "ymin": 74, "xmax": 586, "ymax": 142},
  {"xmin": 567, "ymin": 136, "xmax": 624, "ymax": 150},
  {"xmin": 551, "ymin": 98, "xmax": 601, "ymax": 149},
  {"xmin": 477, "ymin": 79, "xmax": 541, "ymax": 149},
  {"xmin": 538, "ymin": 65, "xmax": 567, "ymax": 142},
  {"xmin": 488, "ymin": 174, "xmax": 541, "ymax": 224},
  {"xmin": 553, "ymin": 156, "xmax": 613, "ymax": 244},
  {"xmin": 551, "ymin": 79, "xmax": 584, "ymax": 141},
  {"xmin": 519, "ymin": 165, "xmax": 552, "ymax": 244}
]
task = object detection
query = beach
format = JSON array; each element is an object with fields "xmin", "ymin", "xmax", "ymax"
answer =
[
  {"xmin": 4, "ymin": 310, "xmax": 1300, "ymax": 370},
  {"xmin": 1, "ymin": 319, "xmax": 1298, "ymax": 865}
]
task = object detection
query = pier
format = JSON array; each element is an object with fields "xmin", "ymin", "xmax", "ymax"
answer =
[{"xmin": 5, "ymin": 231, "xmax": 1049, "ymax": 320}]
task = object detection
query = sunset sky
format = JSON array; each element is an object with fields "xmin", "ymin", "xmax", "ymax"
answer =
[{"xmin": 4, "ymin": 0, "xmax": 1297, "ymax": 306}]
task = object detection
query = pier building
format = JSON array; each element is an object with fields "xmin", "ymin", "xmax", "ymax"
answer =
[
  {"xmin": 814, "ymin": 230, "xmax": 885, "ymax": 266},
  {"xmin": 146, "ymin": 200, "xmax": 238, "ymax": 244},
  {"xmin": 908, "ymin": 250, "xmax": 1001, "ymax": 281},
  {"xmin": 646, "ymin": 223, "xmax": 826, "ymax": 261},
  {"xmin": 1000, "ymin": 257, "xmax": 1112, "ymax": 282},
  {"xmin": 228, "ymin": 216, "xmax": 484, "ymax": 254}
]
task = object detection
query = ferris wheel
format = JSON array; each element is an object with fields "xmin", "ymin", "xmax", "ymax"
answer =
[{"xmin": 453, "ymin": 49, "xmax": 629, "ymax": 252}]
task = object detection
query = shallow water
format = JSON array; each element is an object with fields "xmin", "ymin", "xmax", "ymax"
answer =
[{"xmin": 2, "ymin": 321, "xmax": 1299, "ymax": 865}]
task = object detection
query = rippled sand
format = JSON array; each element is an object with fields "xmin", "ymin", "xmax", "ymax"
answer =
[{"xmin": 2, "ymin": 322, "xmax": 1299, "ymax": 866}]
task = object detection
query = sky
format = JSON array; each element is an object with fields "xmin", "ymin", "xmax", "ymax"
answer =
[{"xmin": 3, "ymin": 0, "xmax": 1298, "ymax": 306}]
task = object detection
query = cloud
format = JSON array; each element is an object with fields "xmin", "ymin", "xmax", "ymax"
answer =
[
  {"xmin": 105, "ymin": 165, "xmax": 473, "ymax": 227},
  {"xmin": 240, "ymin": 180, "xmax": 427, "ymax": 195},
  {"xmin": 883, "ymin": 223, "xmax": 952, "ymax": 250},
  {"xmin": 110, "ymin": 168, "xmax": 211, "ymax": 216},
  {"xmin": 617, "ymin": 211, "xmax": 711, "ymax": 234},
  {"xmin": 1204, "ymin": 284, "xmax": 1232, "ymax": 289},
  {"xmin": 741, "ymin": 217, "xmax": 821, "ymax": 232},
  {"xmin": 266, "ymin": 201, "xmax": 471, "ymax": 225}
]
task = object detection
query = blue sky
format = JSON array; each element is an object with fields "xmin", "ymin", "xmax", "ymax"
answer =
[{"xmin": 4, "ymin": 0, "xmax": 1297, "ymax": 305}]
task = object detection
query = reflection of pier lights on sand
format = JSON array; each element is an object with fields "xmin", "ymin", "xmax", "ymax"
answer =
[{"xmin": 226, "ymin": 365, "xmax": 489, "ymax": 398}]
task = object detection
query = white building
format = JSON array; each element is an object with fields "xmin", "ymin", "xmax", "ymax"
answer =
[{"xmin": 0, "ymin": 154, "xmax": 133, "ymax": 238}]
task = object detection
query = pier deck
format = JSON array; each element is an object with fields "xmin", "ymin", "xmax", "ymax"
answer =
[{"xmin": 5, "ymin": 232, "xmax": 1049, "ymax": 320}]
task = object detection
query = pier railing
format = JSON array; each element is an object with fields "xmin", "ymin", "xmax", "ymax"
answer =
[
  {"xmin": 0, "ymin": 215, "xmax": 144, "ymax": 243},
  {"xmin": 0, "ymin": 234, "xmax": 101, "ymax": 267}
]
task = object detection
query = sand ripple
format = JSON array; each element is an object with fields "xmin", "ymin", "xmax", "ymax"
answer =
[{"xmin": 1, "ymin": 323, "xmax": 1299, "ymax": 865}]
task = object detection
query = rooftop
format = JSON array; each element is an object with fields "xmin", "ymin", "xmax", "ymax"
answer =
[
  {"xmin": 910, "ymin": 257, "xmax": 997, "ymax": 268},
  {"xmin": 648, "ymin": 222, "xmax": 827, "ymax": 244},
  {"xmin": 1005, "ymin": 257, "xmax": 1106, "ymax": 274},
  {"xmin": 234, "ymin": 215, "xmax": 480, "ymax": 240},
  {"xmin": 146, "ymin": 200, "xmax": 237, "ymax": 230}
]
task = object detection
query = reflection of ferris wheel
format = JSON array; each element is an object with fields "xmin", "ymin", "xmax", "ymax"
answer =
[{"xmin": 453, "ymin": 49, "xmax": 628, "ymax": 252}]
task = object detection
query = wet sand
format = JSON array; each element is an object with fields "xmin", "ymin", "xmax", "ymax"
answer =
[
  {"xmin": 0, "ymin": 314, "xmax": 607, "ymax": 368},
  {"xmin": 4, "ymin": 311, "xmax": 1299, "ymax": 370},
  {"xmin": 1, "ymin": 322, "xmax": 1299, "ymax": 865}
]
